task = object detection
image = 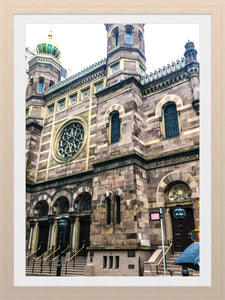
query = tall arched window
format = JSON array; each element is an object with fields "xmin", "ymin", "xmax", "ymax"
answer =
[
  {"xmin": 111, "ymin": 111, "xmax": 121, "ymax": 144},
  {"xmin": 115, "ymin": 196, "xmax": 121, "ymax": 224},
  {"xmin": 164, "ymin": 103, "xmax": 179, "ymax": 139},
  {"xmin": 125, "ymin": 26, "xmax": 133, "ymax": 45},
  {"xmin": 113, "ymin": 27, "xmax": 119, "ymax": 47},
  {"xmin": 37, "ymin": 78, "xmax": 44, "ymax": 93},
  {"xmin": 138, "ymin": 31, "xmax": 143, "ymax": 51},
  {"xmin": 106, "ymin": 197, "xmax": 111, "ymax": 225}
]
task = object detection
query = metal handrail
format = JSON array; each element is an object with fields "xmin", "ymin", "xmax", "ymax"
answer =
[
  {"xmin": 65, "ymin": 244, "xmax": 85, "ymax": 274},
  {"xmin": 44, "ymin": 245, "xmax": 60, "ymax": 261},
  {"xmin": 26, "ymin": 246, "xmax": 41, "ymax": 259},
  {"xmin": 53, "ymin": 245, "xmax": 69, "ymax": 261},
  {"xmin": 66, "ymin": 243, "xmax": 85, "ymax": 263},
  {"xmin": 156, "ymin": 239, "xmax": 173, "ymax": 274},
  {"xmin": 35, "ymin": 248, "xmax": 50, "ymax": 261}
]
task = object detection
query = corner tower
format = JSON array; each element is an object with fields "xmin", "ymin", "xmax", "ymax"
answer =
[{"xmin": 105, "ymin": 24, "xmax": 146, "ymax": 87}]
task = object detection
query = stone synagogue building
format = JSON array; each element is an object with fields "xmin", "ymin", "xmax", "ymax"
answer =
[{"xmin": 25, "ymin": 24, "xmax": 200, "ymax": 276}]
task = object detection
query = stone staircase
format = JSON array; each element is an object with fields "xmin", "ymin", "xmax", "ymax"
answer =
[
  {"xmin": 158, "ymin": 252, "xmax": 199, "ymax": 277},
  {"xmin": 26, "ymin": 255, "xmax": 87, "ymax": 276}
]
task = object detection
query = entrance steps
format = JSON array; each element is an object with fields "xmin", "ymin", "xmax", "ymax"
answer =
[
  {"xmin": 157, "ymin": 252, "xmax": 199, "ymax": 277},
  {"xmin": 26, "ymin": 256, "xmax": 87, "ymax": 277}
]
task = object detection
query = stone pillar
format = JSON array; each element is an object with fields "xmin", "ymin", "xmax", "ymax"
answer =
[
  {"xmin": 51, "ymin": 219, "xmax": 58, "ymax": 249},
  {"xmin": 31, "ymin": 221, "xmax": 39, "ymax": 252},
  {"xmin": 165, "ymin": 208, "xmax": 173, "ymax": 244},
  {"xmin": 69, "ymin": 215, "xmax": 75, "ymax": 252},
  {"xmin": 28, "ymin": 220, "xmax": 35, "ymax": 252},
  {"xmin": 47, "ymin": 216, "xmax": 54, "ymax": 250},
  {"xmin": 74, "ymin": 217, "xmax": 80, "ymax": 252}
]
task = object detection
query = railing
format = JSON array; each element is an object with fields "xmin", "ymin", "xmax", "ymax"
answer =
[
  {"xmin": 26, "ymin": 246, "xmax": 41, "ymax": 266},
  {"xmin": 53, "ymin": 245, "xmax": 69, "ymax": 262},
  {"xmin": 44, "ymin": 245, "xmax": 60, "ymax": 261},
  {"xmin": 32, "ymin": 248, "xmax": 50, "ymax": 274},
  {"xmin": 156, "ymin": 240, "xmax": 173, "ymax": 276},
  {"xmin": 65, "ymin": 244, "xmax": 85, "ymax": 275}
]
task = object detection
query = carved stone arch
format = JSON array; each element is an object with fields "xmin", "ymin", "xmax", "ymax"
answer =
[
  {"xmin": 104, "ymin": 104, "xmax": 125, "ymax": 124},
  {"xmin": 156, "ymin": 171, "xmax": 199, "ymax": 205},
  {"xmin": 73, "ymin": 185, "xmax": 93, "ymax": 209},
  {"xmin": 50, "ymin": 189, "xmax": 73, "ymax": 214},
  {"xmin": 29, "ymin": 192, "xmax": 51, "ymax": 217},
  {"xmin": 155, "ymin": 94, "xmax": 183, "ymax": 118}
]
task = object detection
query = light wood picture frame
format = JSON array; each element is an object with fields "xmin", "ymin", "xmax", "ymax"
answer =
[{"xmin": 0, "ymin": 0, "xmax": 224, "ymax": 299}]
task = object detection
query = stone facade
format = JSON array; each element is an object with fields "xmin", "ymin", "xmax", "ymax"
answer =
[{"xmin": 26, "ymin": 24, "xmax": 199, "ymax": 276}]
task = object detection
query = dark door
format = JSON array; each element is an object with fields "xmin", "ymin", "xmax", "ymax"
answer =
[
  {"xmin": 79, "ymin": 216, "xmax": 90, "ymax": 256},
  {"xmin": 171, "ymin": 207, "xmax": 195, "ymax": 252},
  {"xmin": 56, "ymin": 219, "xmax": 70, "ymax": 256},
  {"xmin": 37, "ymin": 221, "xmax": 49, "ymax": 256}
]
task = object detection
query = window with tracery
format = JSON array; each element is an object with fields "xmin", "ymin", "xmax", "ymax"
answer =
[
  {"xmin": 169, "ymin": 183, "xmax": 191, "ymax": 202},
  {"xmin": 57, "ymin": 122, "xmax": 84, "ymax": 159},
  {"xmin": 111, "ymin": 111, "xmax": 121, "ymax": 144},
  {"xmin": 164, "ymin": 103, "xmax": 179, "ymax": 139}
]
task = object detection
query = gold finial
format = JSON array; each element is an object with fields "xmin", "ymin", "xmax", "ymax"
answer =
[{"xmin": 48, "ymin": 27, "xmax": 53, "ymax": 40}]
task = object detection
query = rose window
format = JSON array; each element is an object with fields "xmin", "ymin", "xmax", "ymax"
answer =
[{"xmin": 57, "ymin": 122, "xmax": 84, "ymax": 159}]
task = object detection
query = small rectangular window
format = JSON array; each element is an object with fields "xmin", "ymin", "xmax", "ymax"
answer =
[
  {"xmin": 94, "ymin": 82, "xmax": 103, "ymax": 93},
  {"xmin": 26, "ymin": 108, "xmax": 29, "ymax": 117},
  {"xmin": 58, "ymin": 99, "xmax": 65, "ymax": 110},
  {"xmin": 48, "ymin": 104, "xmax": 54, "ymax": 115},
  {"xmin": 128, "ymin": 250, "xmax": 135, "ymax": 257},
  {"xmin": 109, "ymin": 256, "xmax": 113, "ymax": 269},
  {"xmin": 69, "ymin": 94, "xmax": 77, "ymax": 105},
  {"xmin": 110, "ymin": 62, "xmax": 120, "ymax": 75},
  {"xmin": 103, "ymin": 256, "xmax": 107, "ymax": 269},
  {"xmin": 81, "ymin": 88, "xmax": 90, "ymax": 100},
  {"xmin": 115, "ymin": 256, "xmax": 119, "ymax": 269}
]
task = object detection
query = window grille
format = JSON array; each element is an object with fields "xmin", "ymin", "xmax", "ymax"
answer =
[
  {"xmin": 111, "ymin": 111, "xmax": 121, "ymax": 144},
  {"xmin": 164, "ymin": 103, "xmax": 179, "ymax": 139}
]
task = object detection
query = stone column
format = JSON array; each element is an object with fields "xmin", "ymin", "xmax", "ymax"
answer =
[
  {"xmin": 69, "ymin": 215, "xmax": 75, "ymax": 252},
  {"xmin": 165, "ymin": 208, "xmax": 173, "ymax": 244},
  {"xmin": 73, "ymin": 217, "xmax": 80, "ymax": 252},
  {"xmin": 31, "ymin": 221, "xmax": 39, "ymax": 252},
  {"xmin": 28, "ymin": 220, "xmax": 35, "ymax": 252},
  {"xmin": 47, "ymin": 216, "xmax": 54, "ymax": 250},
  {"xmin": 51, "ymin": 219, "xmax": 58, "ymax": 250}
]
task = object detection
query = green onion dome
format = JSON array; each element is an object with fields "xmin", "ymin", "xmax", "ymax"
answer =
[{"xmin": 36, "ymin": 43, "xmax": 61, "ymax": 60}]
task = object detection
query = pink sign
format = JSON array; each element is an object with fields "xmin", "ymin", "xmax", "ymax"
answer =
[{"xmin": 150, "ymin": 212, "xmax": 160, "ymax": 221}]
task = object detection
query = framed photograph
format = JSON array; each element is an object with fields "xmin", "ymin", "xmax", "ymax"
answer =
[{"xmin": 0, "ymin": 0, "xmax": 224, "ymax": 299}]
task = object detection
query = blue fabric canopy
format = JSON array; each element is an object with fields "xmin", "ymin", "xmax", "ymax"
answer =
[{"xmin": 173, "ymin": 242, "xmax": 199, "ymax": 271}]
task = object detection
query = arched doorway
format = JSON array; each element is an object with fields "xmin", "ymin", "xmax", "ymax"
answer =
[
  {"xmin": 167, "ymin": 182, "xmax": 195, "ymax": 252},
  {"xmin": 171, "ymin": 207, "xmax": 195, "ymax": 252},
  {"xmin": 35, "ymin": 200, "xmax": 49, "ymax": 256},
  {"xmin": 53, "ymin": 197, "xmax": 70, "ymax": 255},
  {"xmin": 75, "ymin": 192, "xmax": 91, "ymax": 255}
]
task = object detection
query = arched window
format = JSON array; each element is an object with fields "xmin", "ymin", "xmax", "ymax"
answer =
[
  {"xmin": 106, "ymin": 197, "xmax": 111, "ymax": 225},
  {"xmin": 49, "ymin": 80, "xmax": 55, "ymax": 87},
  {"xmin": 113, "ymin": 27, "xmax": 119, "ymax": 47},
  {"xmin": 34, "ymin": 200, "xmax": 49, "ymax": 218},
  {"xmin": 53, "ymin": 197, "xmax": 69, "ymax": 215},
  {"xmin": 111, "ymin": 111, "xmax": 121, "ymax": 144},
  {"xmin": 138, "ymin": 31, "xmax": 143, "ymax": 50},
  {"xmin": 37, "ymin": 78, "xmax": 44, "ymax": 93},
  {"xmin": 77, "ymin": 192, "xmax": 91, "ymax": 212},
  {"xmin": 115, "ymin": 196, "xmax": 121, "ymax": 224},
  {"xmin": 125, "ymin": 26, "xmax": 133, "ymax": 45},
  {"xmin": 164, "ymin": 103, "xmax": 179, "ymax": 139}
]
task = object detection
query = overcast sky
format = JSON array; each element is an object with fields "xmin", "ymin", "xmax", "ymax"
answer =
[{"xmin": 26, "ymin": 24, "xmax": 199, "ymax": 76}]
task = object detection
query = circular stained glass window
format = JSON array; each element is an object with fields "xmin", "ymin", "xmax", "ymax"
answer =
[{"xmin": 57, "ymin": 122, "xmax": 84, "ymax": 159}]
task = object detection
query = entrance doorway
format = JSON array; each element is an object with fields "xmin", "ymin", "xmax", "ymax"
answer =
[
  {"xmin": 79, "ymin": 216, "xmax": 90, "ymax": 256},
  {"xmin": 171, "ymin": 207, "xmax": 195, "ymax": 252},
  {"xmin": 37, "ymin": 221, "xmax": 49, "ymax": 256}
]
